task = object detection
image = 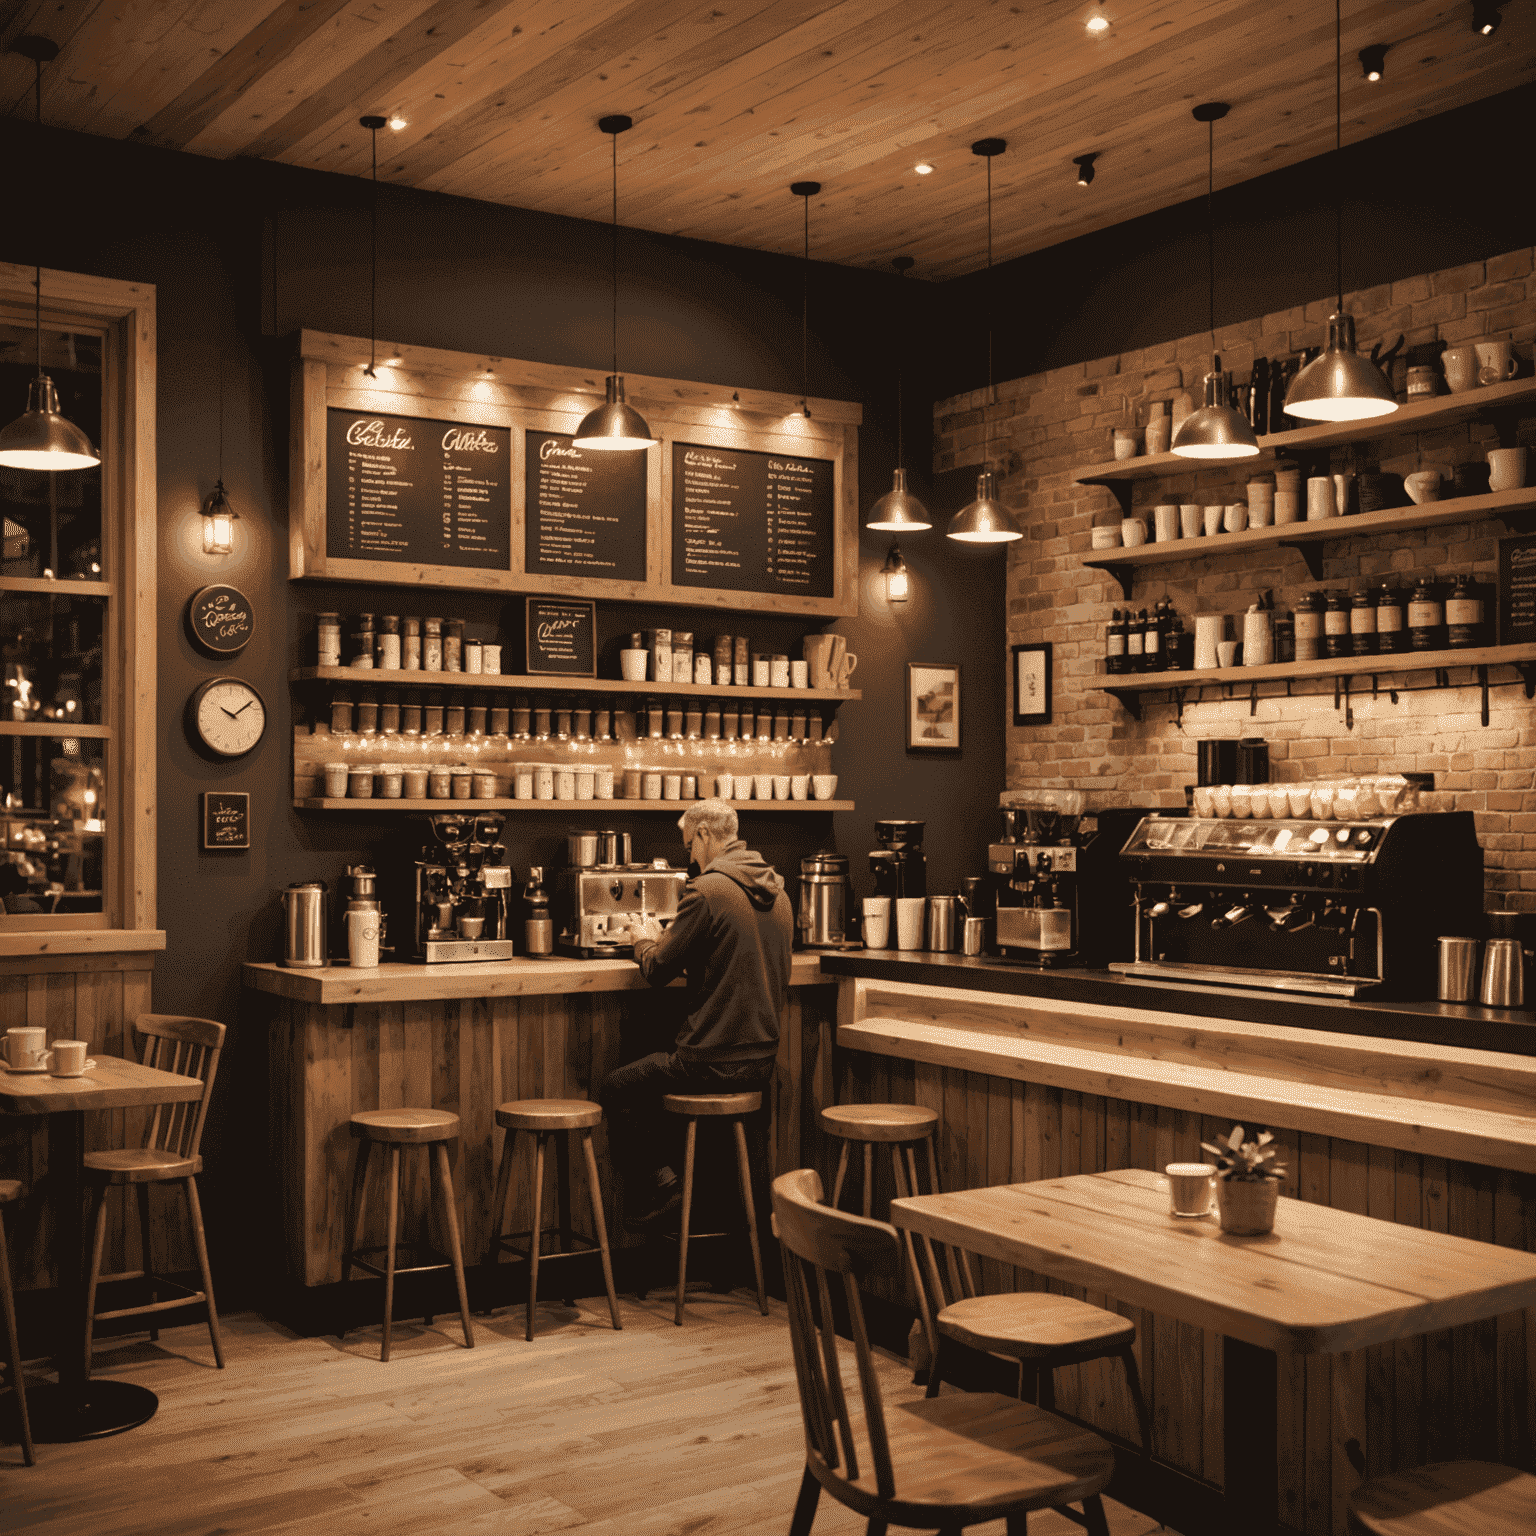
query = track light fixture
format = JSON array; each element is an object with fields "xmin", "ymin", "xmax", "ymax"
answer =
[
  {"xmin": 1074, "ymin": 153, "xmax": 1099, "ymax": 187},
  {"xmin": 1473, "ymin": 2, "xmax": 1502, "ymax": 35},
  {"xmin": 1359, "ymin": 44, "xmax": 1387, "ymax": 82}
]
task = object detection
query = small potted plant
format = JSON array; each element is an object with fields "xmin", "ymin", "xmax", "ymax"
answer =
[{"xmin": 1200, "ymin": 1125, "xmax": 1287, "ymax": 1235}]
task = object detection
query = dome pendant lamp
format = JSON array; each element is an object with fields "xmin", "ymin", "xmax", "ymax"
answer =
[
  {"xmin": 574, "ymin": 115, "xmax": 657, "ymax": 451},
  {"xmin": 0, "ymin": 37, "xmax": 100, "ymax": 472},
  {"xmin": 866, "ymin": 256, "xmax": 932, "ymax": 531},
  {"xmin": 948, "ymin": 139, "xmax": 1022, "ymax": 544},
  {"xmin": 1283, "ymin": 0, "xmax": 1398, "ymax": 423},
  {"xmin": 1171, "ymin": 103, "xmax": 1260, "ymax": 461}
]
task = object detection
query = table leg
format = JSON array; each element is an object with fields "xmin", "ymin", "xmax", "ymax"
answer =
[
  {"xmin": 1222, "ymin": 1335, "xmax": 1279, "ymax": 1536},
  {"xmin": 20, "ymin": 1110, "xmax": 160, "ymax": 1441}
]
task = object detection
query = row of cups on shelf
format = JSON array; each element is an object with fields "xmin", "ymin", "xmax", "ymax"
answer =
[{"xmin": 1193, "ymin": 775, "xmax": 1422, "ymax": 821}]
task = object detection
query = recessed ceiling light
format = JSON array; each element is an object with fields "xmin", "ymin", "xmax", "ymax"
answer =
[
  {"xmin": 388, "ymin": 115, "xmax": 407, "ymax": 131},
  {"xmin": 1085, "ymin": 11, "xmax": 1110, "ymax": 33},
  {"xmin": 1358, "ymin": 44, "xmax": 1387, "ymax": 82},
  {"xmin": 1472, "ymin": 2, "xmax": 1501, "ymax": 34},
  {"xmin": 914, "ymin": 162, "xmax": 934, "ymax": 175}
]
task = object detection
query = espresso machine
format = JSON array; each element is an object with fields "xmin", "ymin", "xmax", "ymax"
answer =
[
  {"xmin": 394, "ymin": 813, "xmax": 518, "ymax": 963},
  {"xmin": 1113, "ymin": 809, "xmax": 1482, "ymax": 998},
  {"xmin": 554, "ymin": 831, "xmax": 687, "ymax": 958},
  {"xmin": 869, "ymin": 820, "xmax": 926, "ymax": 899}
]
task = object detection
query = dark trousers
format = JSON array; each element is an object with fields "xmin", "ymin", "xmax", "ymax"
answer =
[{"xmin": 599, "ymin": 1051, "xmax": 773, "ymax": 1189}]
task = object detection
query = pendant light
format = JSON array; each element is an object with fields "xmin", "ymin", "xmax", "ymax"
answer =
[
  {"xmin": 574, "ymin": 116, "xmax": 657, "ymax": 451},
  {"xmin": 880, "ymin": 542, "xmax": 910, "ymax": 603},
  {"xmin": 866, "ymin": 256, "xmax": 932, "ymax": 531},
  {"xmin": 789, "ymin": 180, "xmax": 821, "ymax": 418},
  {"xmin": 0, "ymin": 38, "xmax": 100, "ymax": 472},
  {"xmin": 1283, "ymin": 0, "xmax": 1398, "ymax": 422},
  {"xmin": 1171, "ymin": 104, "xmax": 1260, "ymax": 461},
  {"xmin": 948, "ymin": 139, "xmax": 1022, "ymax": 544},
  {"xmin": 200, "ymin": 344, "xmax": 238, "ymax": 555}
]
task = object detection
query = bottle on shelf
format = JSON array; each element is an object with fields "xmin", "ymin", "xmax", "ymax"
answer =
[
  {"xmin": 1168, "ymin": 610, "xmax": 1189, "ymax": 670},
  {"xmin": 1323, "ymin": 591, "xmax": 1350, "ymax": 660},
  {"xmin": 1408, "ymin": 580, "xmax": 1445, "ymax": 651},
  {"xmin": 1127, "ymin": 608, "xmax": 1147, "ymax": 672},
  {"xmin": 1375, "ymin": 585, "xmax": 1405, "ymax": 654},
  {"xmin": 1445, "ymin": 574, "xmax": 1484, "ymax": 648},
  {"xmin": 1144, "ymin": 599, "xmax": 1165, "ymax": 672},
  {"xmin": 1105, "ymin": 608, "xmax": 1127, "ymax": 675},
  {"xmin": 1349, "ymin": 589, "xmax": 1378, "ymax": 657},
  {"xmin": 1294, "ymin": 591, "xmax": 1323, "ymax": 662}
]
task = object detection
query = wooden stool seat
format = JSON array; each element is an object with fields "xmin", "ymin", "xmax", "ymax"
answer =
[
  {"xmin": 341, "ymin": 1107, "xmax": 473, "ymax": 1361},
  {"xmin": 658, "ymin": 1091, "xmax": 767, "ymax": 1324},
  {"xmin": 820, "ymin": 1103, "xmax": 938, "ymax": 1143},
  {"xmin": 84, "ymin": 1148, "xmax": 201, "ymax": 1183},
  {"xmin": 1348, "ymin": 1461, "xmax": 1536, "ymax": 1535},
  {"xmin": 1, "ymin": 1178, "xmax": 33, "ymax": 1465},
  {"xmin": 662, "ymin": 1091, "xmax": 762, "ymax": 1117},
  {"xmin": 496, "ymin": 1099, "xmax": 602, "ymax": 1132},
  {"xmin": 485, "ymin": 1099, "xmax": 620, "ymax": 1341},
  {"xmin": 938, "ymin": 1292, "xmax": 1137, "ymax": 1359},
  {"xmin": 350, "ymin": 1108, "xmax": 461, "ymax": 1143}
]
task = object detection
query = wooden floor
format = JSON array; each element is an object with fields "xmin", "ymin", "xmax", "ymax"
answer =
[{"xmin": 3, "ymin": 1296, "xmax": 1170, "ymax": 1536}]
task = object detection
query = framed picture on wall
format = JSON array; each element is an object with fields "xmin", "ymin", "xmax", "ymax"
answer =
[
  {"xmin": 906, "ymin": 662, "xmax": 961, "ymax": 751},
  {"xmin": 1012, "ymin": 642, "xmax": 1052, "ymax": 726}
]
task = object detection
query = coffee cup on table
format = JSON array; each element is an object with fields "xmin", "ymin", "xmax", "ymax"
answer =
[
  {"xmin": 44, "ymin": 1039, "xmax": 94, "ymax": 1077},
  {"xmin": 1166, "ymin": 1163, "xmax": 1215, "ymax": 1218},
  {"xmin": 346, "ymin": 909, "xmax": 380, "ymax": 968},
  {"xmin": 4, "ymin": 1027, "xmax": 47, "ymax": 1071},
  {"xmin": 862, "ymin": 897, "xmax": 892, "ymax": 950}
]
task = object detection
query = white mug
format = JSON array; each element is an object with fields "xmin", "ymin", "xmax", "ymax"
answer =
[
  {"xmin": 812, "ymin": 774, "xmax": 838, "ymax": 801},
  {"xmin": 1488, "ymin": 447, "xmax": 1529, "ymax": 493},
  {"xmin": 45, "ymin": 1039, "xmax": 94, "ymax": 1077},
  {"xmin": 1121, "ymin": 517, "xmax": 1149, "ymax": 547},
  {"xmin": 346, "ymin": 909, "xmax": 380, "ymax": 968},
  {"xmin": 1202, "ymin": 505, "xmax": 1223, "ymax": 537},
  {"xmin": 619, "ymin": 648, "xmax": 649, "ymax": 681},
  {"xmin": 895, "ymin": 897, "xmax": 927, "ymax": 951},
  {"xmin": 790, "ymin": 774, "xmax": 810, "ymax": 800},
  {"xmin": 4, "ymin": 1027, "xmax": 47, "ymax": 1070},
  {"xmin": 1306, "ymin": 476, "xmax": 1336, "ymax": 520},
  {"xmin": 1153, "ymin": 504, "xmax": 1180, "ymax": 541},
  {"xmin": 773, "ymin": 775, "xmax": 792, "ymax": 800},
  {"xmin": 790, "ymin": 660, "xmax": 809, "ymax": 689},
  {"xmin": 862, "ymin": 896, "xmax": 892, "ymax": 950}
]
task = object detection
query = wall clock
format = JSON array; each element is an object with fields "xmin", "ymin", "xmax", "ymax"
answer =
[
  {"xmin": 188, "ymin": 677, "xmax": 267, "ymax": 759},
  {"xmin": 188, "ymin": 584, "xmax": 254, "ymax": 655}
]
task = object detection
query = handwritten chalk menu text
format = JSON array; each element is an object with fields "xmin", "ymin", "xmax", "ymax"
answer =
[
  {"xmin": 671, "ymin": 443, "xmax": 834, "ymax": 598},
  {"xmin": 524, "ymin": 431, "xmax": 648, "ymax": 582},
  {"xmin": 326, "ymin": 409, "xmax": 511, "ymax": 570}
]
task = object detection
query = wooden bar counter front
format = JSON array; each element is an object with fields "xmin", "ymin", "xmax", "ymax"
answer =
[{"xmin": 244, "ymin": 956, "xmax": 834, "ymax": 1293}]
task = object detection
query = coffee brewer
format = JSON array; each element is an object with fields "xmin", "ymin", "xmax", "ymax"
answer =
[
  {"xmin": 554, "ymin": 834, "xmax": 687, "ymax": 958},
  {"xmin": 869, "ymin": 820, "xmax": 926, "ymax": 899},
  {"xmin": 1113, "ymin": 809, "xmax": 1483, "ymax": 998},
  {"xmin": 799, "ymin": 852, "xmax": 857, "ymax": 949},
  {"xmin": 395, "ymin": 813, "xmax": 518, "ymax": 963}
]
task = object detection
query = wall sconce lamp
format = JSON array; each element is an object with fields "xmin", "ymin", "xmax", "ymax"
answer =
[
  {"xmin": 200, "ymin": 479, "xmax": 238, "ymax": 555},
  {"xmin": 1073, "ymin": 153, "xmax": 1099, "ymax": 187},
  {"xmin": 1358, "ymin": 44, "xmax": 1387, "ymax": 81},
  {"xmin": 881, "ymin": 541, "xmax": 910, "ymax": 603}
]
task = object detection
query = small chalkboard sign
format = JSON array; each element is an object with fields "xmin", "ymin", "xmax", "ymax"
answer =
[
  {"xmin": 524, "ymin": 597, "xmax": 596, "ymax": 676},
  {"xmin": 202, "ymin": 791, "xmax": 251, "ymax": 850},
  {"xmin": 188, "ymin": 584, "xmax": 255, "ymax": 655},
  {"xmin": 1499, "ymin": 533, "xmax": 1536, "ymax": 645}
]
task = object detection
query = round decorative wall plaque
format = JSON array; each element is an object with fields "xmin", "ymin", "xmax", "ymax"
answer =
[{"xmin": 188, "ymin": 584, "xmax": 254, "ymax": 655}]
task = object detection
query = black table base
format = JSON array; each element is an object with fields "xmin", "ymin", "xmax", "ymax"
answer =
[{"xmin": 4, "ymin": 1379, "xmax": 158, "ymax": 1442}]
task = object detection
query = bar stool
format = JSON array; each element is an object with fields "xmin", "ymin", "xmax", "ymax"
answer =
[
  {"xmin": 484, "ymin": 1099, "xmax": 621, "ymax": 1342},
  {"xmin": 341, "ymin": 1109, "xmax": 474, "ymax": 1362},
  {"xmin": 820, "ymin": 1102, "xmax": 940, "ymax": 1218},
  {"xmin": 662, "ymin": 1092, "xmax": 768, "ymax": 1326},
  {"xmin": 1347, "ymin": 1462, "xmax": 1536, "ymax": 1535},
  {"xmin": 1, "ymin": 1180, "xmax": 34, "ymax": 1466}
]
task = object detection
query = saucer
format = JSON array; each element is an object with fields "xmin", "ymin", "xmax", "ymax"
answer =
[
  {"xmin": 1, "ymin": 1062, "xmax": 49, "ymax": 1074},
  {"xmin": 49, "ymin": 1060, "xmax": 97, "ymax": 1077}
]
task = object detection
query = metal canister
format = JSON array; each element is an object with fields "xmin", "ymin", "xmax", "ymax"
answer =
[
  {"xmin": 1437, "ymin": 936, "xmax": 1480, "ymax": 1002},
  {"xmin": 280, "ymin": 882, "xmax": 328, "ymax": 968},
  {"xmin": 798, "ymin": 853, "xmax": 851, "ymax": 948},
  {"xmin": 1480, "ymin": 938, "xmax": 1526, "ymax": 1009},
  {"xmin": 598, "ymin": 830, "xmax": 633, "ymax": 867},
  {"xmin": 961, "ymin": 916, "xmax": 989, "ymax": 956},
  {"xmin": 567, "ymin": 830, "xmax": 601, "ymax": 868},
  {"xmin": 926, "ymin": 894, "xmax": 957, "ymax": 952}
]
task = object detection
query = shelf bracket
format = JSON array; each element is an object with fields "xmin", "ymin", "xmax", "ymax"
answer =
[
  {"xmin": 1480, "ymin": 665, "xmax": 1490, "ymax": 728},
  {"xmin": 1173, "ymin": 687, "xmax": 1187, "ymax": 726},
  {"xmin": 1518, "ymin": 661, "xmax": 1536, "ymax": 701},
  {"xmin": 1341, "ymin": 674, "xmax": 1354, "ymax": 731},
  {"xmin": 1098, "ymin": 562, "xmax": 1136, "ymax": 601},
  {"xmin": 1249, "ymin": 684, "xmax": 1259, "ymax": 718},
  {"xmin": 1279, "ymin": 540, "xmax": 1326, "ymax": 581},
  {"xmin": 1106, "ymin": 688, "xmax": 1143, "ymax": 720},
  {"xmin": 1106, "ymin": 480, "xmax": 1135, "ymax": 519}
]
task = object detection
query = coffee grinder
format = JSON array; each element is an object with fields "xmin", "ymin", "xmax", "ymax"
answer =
[
  {"xmin": 394, "ymin": 813, "xmax": 518, "ymax": 963},
  {"xmin": 868, "ymin": 819, "xmax": 927, "ymax": 899}
]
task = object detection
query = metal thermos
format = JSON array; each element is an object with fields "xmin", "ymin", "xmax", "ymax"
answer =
[
  {"xmin": 926, "ymin": 894, "xmax": 957, "ymax": 952},
  {"xmin": 524, "ymin": 866, "xmax": 553, "ymax": 957},
  {"xmin": 598, "ymin": 830, "xmax": 632, "ymax": 867},
  {"xmin": 799, "ymin": 853, "xmax": 852, "ymax": 948},
  {"xmin": 961, "ymin": 917, "xmax": 989, "ymax": 956},
  {"xmin": 281, "ymin": 881, "xmax": 328, "ymax": 968},
  {"xmin": 1437, "ymin": 936, "xmax": 1480, "ymax": 1002},
  {"xmin": 1479, "ymin": 938, "xmax": 1525, "ymax": 1009}
]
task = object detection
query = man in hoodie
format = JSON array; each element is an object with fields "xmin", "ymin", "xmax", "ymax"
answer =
[{"xmin": 599, "ymin": 799, "xmax": 793, "ymax": 1226}]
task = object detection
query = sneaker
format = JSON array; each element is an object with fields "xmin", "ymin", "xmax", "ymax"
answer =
[{"xmin": 624, "ymin": 1185, "xmax": 683, "ymax": 1231}]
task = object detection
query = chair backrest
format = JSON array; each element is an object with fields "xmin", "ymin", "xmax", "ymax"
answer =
[
  {"xmin": 771, "ymin": 1168, "xmax": 902, "ymax": 1501},
  {"xmin": 134, "ymin": 1014, "xmax": 226, "ymax": 1161}
]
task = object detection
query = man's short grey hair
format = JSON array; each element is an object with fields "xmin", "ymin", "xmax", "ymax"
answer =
[{"xmin": 679, "ymin": 799, "xmax": 738, "ymax": 843}]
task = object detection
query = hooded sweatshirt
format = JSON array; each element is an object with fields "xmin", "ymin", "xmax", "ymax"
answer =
[{"xmin": 632, "ymin": 839, "xmax": 793, "ymax": 1063}]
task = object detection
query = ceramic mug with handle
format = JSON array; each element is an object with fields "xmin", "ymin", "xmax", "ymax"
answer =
[
  {"xmin": 836, "ymin": 652, "xmax": 858, "ymax": 689},
  {"xmin": 44, "ymin": 1039, "xmax": 95, "ymax": 1077},
  {"xmin": 1441, "ymin": 344, "xmax": 1480, "ymax": 394},
  {"xmin": 1475, "ymin": 340, "xmax": 1517, "ymax": 386},
  {"xmin": 804, "ymin": 634, "xmax": 837, "ymax": 689},
  {"xmin": 3, "ymin": 1027, "xmax": 46, "ymax": 1070}
]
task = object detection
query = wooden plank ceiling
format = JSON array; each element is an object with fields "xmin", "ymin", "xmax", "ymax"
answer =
[{"xmin": 2, "ymin": 0, "xmax": 1533, "ymax": 279}]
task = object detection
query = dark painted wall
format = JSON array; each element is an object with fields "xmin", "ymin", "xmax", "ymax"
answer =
[
  {"xmin": 1, "ymin": 122, "xmax": 1004, "ymax": 1297},
  {"xmin": 933, "ymin": 82, "xmax": 1536, "ymax": 399}
]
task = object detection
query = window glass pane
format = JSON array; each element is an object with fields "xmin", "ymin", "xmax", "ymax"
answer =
[
  {"xmin": 1, "ymin": 592, "xmax": 105, "ymax": 725},
  {"xmin": 0, "ymin": 321, "xmax": 104, "ymax": 579},
  {"xmin": 0, "ymin": 735, "xmax": 104, "ymax": 915}
]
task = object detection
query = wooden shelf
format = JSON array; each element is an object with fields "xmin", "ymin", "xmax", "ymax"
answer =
[
  {"xmin": 0, "ymin": 721, "xmax": 111, "ymax": 738},
  {"xmin": 1074, "ymin": 375, "xmax": 1536, "ymax": 487},
  {"xmin": 1096, "ymin": 641, "xmax": 1536, "ymax": 719},
  {"xmin": 1083, "ymin": 488, "xmax": 1536, "ymax": 595},
  {"xmin": 289, "ymin": 666, "xmax": 860, "ymax": 703},
  {"xmin": 0, "ymin": 576, "xmax": 114, "ymax": 597},
  {"xmin": 293, "ymin": 797, "xmax": 853, "ymax": 812}
]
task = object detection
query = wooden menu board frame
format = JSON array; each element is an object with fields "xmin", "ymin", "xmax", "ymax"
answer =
[{"xmin": 288, "ymin": 330, "xmax": 861, "ymax": 617}]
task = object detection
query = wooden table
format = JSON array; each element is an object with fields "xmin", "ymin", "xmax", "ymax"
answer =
[
  {"xmin": 0, "ymin": 1054, "xmax": 202, "ymax": 1441},
  {"xmin": 890, "ymin": 1167, "xmax": 1536, "ymax": 1536}
]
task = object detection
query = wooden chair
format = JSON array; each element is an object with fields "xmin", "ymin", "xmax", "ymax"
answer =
[
  {"xmin": 483, "ymin": 1098, "xmax": 621, "ymax": 1342},
  {"xmin": 1347, "ymin": 1461, "xmax": 1536, "ymax": 1535},
  {"xmin": 662, "ymin": 1092, "xmax": 768, "ymax": 1327},
  {"xmin": 1, "ymin": 1179, "xmax": 35, "ymax": 1465},
  {"xmin": 341, "ymin": 1108, "xmax": 474, "ymax": 1362},
  {"xmin": 83, "ymin": 1015, "xmax": 226, "ymax": 1373},
  {"xmin": 771, "ymin": 1168, "xmax": 1115, "ymax": 1536}
]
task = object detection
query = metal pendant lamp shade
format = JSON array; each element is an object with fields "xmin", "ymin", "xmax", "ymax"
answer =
[
  {"xmin": 574, "ymin": 114, "xmax": 656, "ymax": 452},
  {"xmin": 1284, "ymin": 312, "xmax": 1398, "ymax": 421},
  {"xmin": 948, "ymin": 470, "xmax": 1021, "ymax": 543},
  {"xmin": 867, "ymin": 467, "xmax": 932, "ymax": 530},
  {"xmin": 1173, "ymin": 356, "xmax": 1260, "ymax": 460}
]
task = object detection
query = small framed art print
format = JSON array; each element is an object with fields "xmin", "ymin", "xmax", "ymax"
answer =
[
  {"xmin": 906, "ymin": 662, "xmax": 961, "ymax": 751},
  {"xmin": 1011, "ymin": 642, "xmax": 1052, "ymax": 726}
]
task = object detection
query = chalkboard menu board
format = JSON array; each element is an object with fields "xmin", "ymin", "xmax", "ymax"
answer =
[
  {"xmin": 1499, "ymin": 533, "xmax": 1536, "ymax": 644},
  {"xmin": 202, "ymin": 791, "xmax": 250, "ymax": 850},
  {"xmin": 525, "ymin": 430, "xmax": 648, "ymax": 582},
  {"xmin": 326, "ymin": 408, "xmax": 511, "ymax": 570},
  {"xmin": 670, "ymin": 442, "xmax": 834, "ymax": 598},
  {"xmin": 525, "ymin": 597, "xmax": 596, "ymax": 676}
]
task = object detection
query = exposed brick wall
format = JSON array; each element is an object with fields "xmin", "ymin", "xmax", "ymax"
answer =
[{"xmin": 935, "ymin": 247, "xmax": 1536, "ymax": 910}]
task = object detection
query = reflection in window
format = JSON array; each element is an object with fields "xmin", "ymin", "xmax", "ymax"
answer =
[
  {"xmin": 0, "ymin": 735, "xmax": 104, "ymax": 914},
  {"xmin": 1, "ymin": 592, "xmax": 104, "ymax": 725}
]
